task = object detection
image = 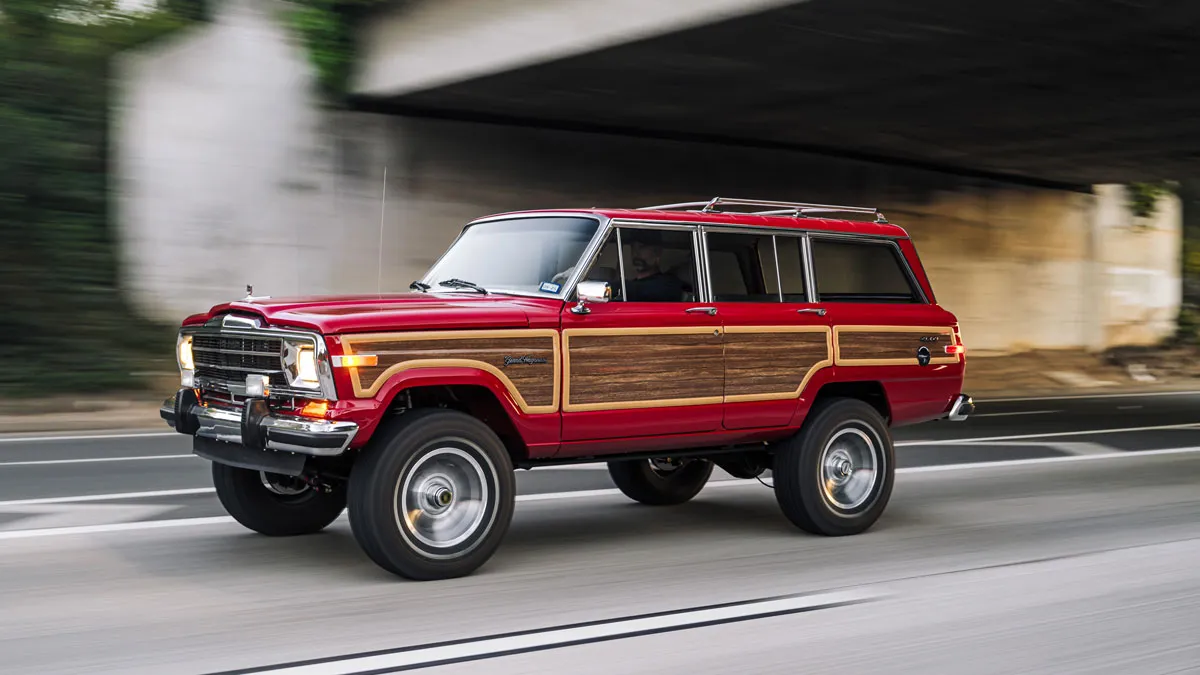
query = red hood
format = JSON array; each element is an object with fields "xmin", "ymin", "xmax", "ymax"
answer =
[{"xmin": 182, "ymin": 292, "xmax": 564, "ymax": 334}]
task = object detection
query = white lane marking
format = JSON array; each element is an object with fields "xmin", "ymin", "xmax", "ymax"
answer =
[
  {"xmin": 0, "ymin": 454, "xmax": 195, "ymax": 467},
  {"xmin": 0, "ymin": 504, "xmax": 177, "ymax": 532},
  {"xmin": 0, "ymin": 516, "xmax": 234, "ymax": 541},
  {"xmin": 956, "ymin": 440, "xmax": 1118, "ymax": 456},
  {"xmin": 2, "ymin": 446, "xmax": 1200, "ymax": 541},
  {"xmin": 0, "ymin": 431, "xmax": 177, "ymax": 444},
  {"xmin": 895, "ymin": 422, "xmax": 1200, "ymax": 447},
  {"xmin": 0, "ymin": 488, "xmax": 216, "ymax": 507},
  {"xmin": 1044, "ymin": 442, "xmax": 1117, "ymax": 456},
  {"xmin": 893, "ymin": 446, "xmax": 1200, "ymax": 473},
  {"xmin": 980, "ymin": 390, "xmax": 1200, "ymax": 403},
  {"xmin": 226, "ymin": 589, "xmax": 874, "ymax": 675},
  {"xmin": 971, "ymin": 410, "xmax": 1060, "ymax": 418}
]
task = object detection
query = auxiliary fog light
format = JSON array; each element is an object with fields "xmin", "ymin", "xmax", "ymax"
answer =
[{"xmin": 245, "ymin": 374, "xmax": 270, "ymax": 397}]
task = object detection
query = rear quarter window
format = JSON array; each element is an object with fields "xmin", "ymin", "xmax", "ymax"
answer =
[{"xmin": 811, "ymin": 237, "xmax": 922, "ymax": 303}]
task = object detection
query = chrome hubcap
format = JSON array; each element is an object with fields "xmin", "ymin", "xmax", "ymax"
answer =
[
  {"xmin": 396, "ymin": 447, "xmax": 489, "ymax": 551},
  {"xmin": 819, "ymin": 428, "xmax": 880, "ymax": 511}
]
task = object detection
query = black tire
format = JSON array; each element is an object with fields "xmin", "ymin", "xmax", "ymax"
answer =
[
  {"xmin": 347, "ymin": 409, "xmax": 515, "ymax": 581},
  {"xmin": 212, "ymin": 463, "xmax": 346, "ymax": 537},
  {"xmin": 773, "ymin": 397, "xmax": 894, "ymax": 536},
  {"xmin": 607, "ymin": 457, "xmax": 714, "ymax": 506}
]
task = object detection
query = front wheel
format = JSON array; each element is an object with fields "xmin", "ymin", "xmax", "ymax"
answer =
[
  {"xmin": 773, "ymin": 398, "xmax": 894, "ymax": 536},
  {"xmin": 607, "ymin": 457, "xmax": 714, "ymax": 506},
  {"xmin": 348, "ymin": 409, "xmax": 515, "ymax": 581},
  {"xmin": 212, "ymin": 464, "xmax": 346, "ymax": 537}
]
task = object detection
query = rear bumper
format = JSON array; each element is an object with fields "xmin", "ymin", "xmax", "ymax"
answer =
[
  {"xmin": 945, "ymin": 394, "xmax": 975, "ymax": 421},
  {"xmin": 159, "ymin": 388, "xmax": 359, "ymax": 456}
]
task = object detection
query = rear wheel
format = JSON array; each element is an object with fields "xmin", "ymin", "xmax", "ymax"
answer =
[
  {"xmin": 348, "ymin": 409, "xmax": 515, "ymax": 581},
  {"xmin": 607, "ymin": 457, "xmax": 714, "ymax": 506},
  {"xmin": 212, "ymin": 464, "xmax": 346, "ymax": 537},
  {"xmin": 773, "ymin": 398, "xmax": 894, "ymax": 536}
]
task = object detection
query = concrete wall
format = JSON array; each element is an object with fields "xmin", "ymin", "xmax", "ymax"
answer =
[{"xmin": 113, "ymin": 0, "xmax": 1181, "ymax": 353}]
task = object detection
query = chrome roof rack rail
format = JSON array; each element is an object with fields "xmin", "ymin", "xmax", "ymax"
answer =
[{"xmin": 639, "ymin": 197, "xmax": 888, "ymax": 223}]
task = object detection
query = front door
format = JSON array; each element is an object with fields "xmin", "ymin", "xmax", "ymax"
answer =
[
  {"xmin": 560, "ymin": 223, "xmax": 724, "ymax": 442},
  {"xmin": 702, "ymin": 228, "xmax": 834, "ymax": 430}
]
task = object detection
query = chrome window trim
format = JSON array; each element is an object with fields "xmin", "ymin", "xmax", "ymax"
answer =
[
  {"xmin": 615, "ymin": 227, "xmax": 627, "ymax": 301},
  {"xmin": 699, "ymin": 226, "xmax": 786, "ymax": 304},
  {"xmin": 772, "ymin": 235, "xmax": 784, "ymax": 303},
  {"xmin": 179, "ymin": 323, "xmax": 339, "ymax": 400},
  {"xmin": 806, "ymin": 233, "xmax": 930, "ymax": 305},
  {"xmin": 800, "ymin": 233, "xmax": 819, "ymax": 304},
  {"xmin": 574, "ymin": 219, "xmax": 705, "ymax": 303},
  {"xmin": 419, "ymin": 213, "xmax": 610, "ymax": 302}
]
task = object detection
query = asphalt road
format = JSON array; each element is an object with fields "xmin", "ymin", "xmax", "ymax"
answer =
[{"xmin": 1, "ymin": 391, "xmax": 1198, "ymax": 674}]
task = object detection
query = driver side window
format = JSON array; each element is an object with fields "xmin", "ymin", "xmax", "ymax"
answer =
[{"xmin": 580, "ymin": 226, "xmax": 698, "ymax": 302}]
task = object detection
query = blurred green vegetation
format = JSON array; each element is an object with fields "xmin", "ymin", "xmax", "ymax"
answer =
[
  {"xmin": 0, "ymin": 0, "xmax": 206, "ymax": 399},
  {"xmin": 288, "ymin": 0, "xmax": 395, "ymax": 100}
]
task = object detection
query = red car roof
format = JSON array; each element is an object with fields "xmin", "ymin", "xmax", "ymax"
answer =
[{"xmin": 474, "ymin": 207, "xmax": 911, "ymax": 239}]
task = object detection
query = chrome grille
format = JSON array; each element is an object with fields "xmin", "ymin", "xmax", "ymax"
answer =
[{"xmin": 192, "ymin": 334, "xmax": 289, "ymax": 389}]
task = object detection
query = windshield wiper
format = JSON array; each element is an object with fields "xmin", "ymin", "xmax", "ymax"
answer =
[
  {"xmin": 438, "ymin": 278, "xmax": 488, "ymax": 294},
  {"xmin": 409, "ymin": 281, "xmax": 430, "ymax": 292}
]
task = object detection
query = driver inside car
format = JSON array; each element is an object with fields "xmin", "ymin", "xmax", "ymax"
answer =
[{"xmin": 624, "ymin": 239, "xmax": 685, "ymax": 302}]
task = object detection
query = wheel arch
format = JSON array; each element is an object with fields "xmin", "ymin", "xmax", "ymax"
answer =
[
  {"xmin": 371, "ymin": 367, "xmax": 537, "ymax": 464},
  {"xmin": 808, "ymin": 380, "xmax": 892, "ymax": 424}
]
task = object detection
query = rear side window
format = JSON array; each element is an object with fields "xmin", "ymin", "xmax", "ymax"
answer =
[{"xmin": 811, "ymin": 238, "xmax": 921, "ymax": 303}]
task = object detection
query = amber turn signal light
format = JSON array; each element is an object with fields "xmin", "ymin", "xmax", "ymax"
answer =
[
  {"xmin": 331, "ymin": 354, "xmax": 378, "ymax": 368},
  {"xmin": 298, "ymin": 401, "xmax": 329, "ymax": 418}
]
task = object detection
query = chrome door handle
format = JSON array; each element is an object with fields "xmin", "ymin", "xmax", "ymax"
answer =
[
  {"xmin": 797, "ymin": 308, "xmax": 826, "ymax": 316},
  {"xmin": 686, "ymin": 306, "xmax": 718, "ymax": 315}
]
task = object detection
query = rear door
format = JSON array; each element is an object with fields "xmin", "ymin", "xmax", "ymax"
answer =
[
  {"xmin": 703, "ymin": 227, "xmax": 833, "ymax": 430},
  {"xmin": 560, "ymin": 222, "xmax": 724, "ymax": 442},
  {"xmin": 808, "ymin": 233, "xmax": 963, "ymax": 424}
]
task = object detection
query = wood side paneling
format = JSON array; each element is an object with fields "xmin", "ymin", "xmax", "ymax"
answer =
[
  {"xmin": 723, "ymin": 329, "xmax": 831, "ymax": 399},
  {"xmin": 565, "ymin": 330, "xmax": 723, "ymax": 410},
  {"xmin": 835, "ymin": 326, "xmax": 958, "ymax": 365},
  {"xmin": 342, "ymin": 330, "xmax": 558, "ymax": 411}
]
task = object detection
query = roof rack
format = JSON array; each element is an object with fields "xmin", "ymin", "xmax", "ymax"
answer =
[{"xmin": 639, "ymin": 197, "xmax": 888, "ymax": 223}]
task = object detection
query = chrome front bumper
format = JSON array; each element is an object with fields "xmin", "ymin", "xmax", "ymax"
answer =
[
  {"xmin": 946, "ymin": 394, "xmax": 975, "ymax": 421},
  {"xmin": 160, "ymin": 389, "xmax": 358, "ymax": 456}
]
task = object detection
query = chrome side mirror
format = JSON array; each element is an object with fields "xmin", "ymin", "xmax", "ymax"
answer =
[{"xmin": 570, "ymin": 281, "xmax": 611, "ymax": 314}]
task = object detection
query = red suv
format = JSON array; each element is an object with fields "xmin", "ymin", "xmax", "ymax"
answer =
[{"xmin": 161, "ymin": 197, "xmax": 972, "ymax": 580}]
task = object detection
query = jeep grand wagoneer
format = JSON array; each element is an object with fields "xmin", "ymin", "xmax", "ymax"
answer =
[{"xmin": 161, "ymin": 197, "xmax": 973, "ymax": 580}]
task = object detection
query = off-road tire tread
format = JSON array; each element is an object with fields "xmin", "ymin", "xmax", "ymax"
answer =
[
  {"xmin": 347, "ymin": 408, "xmax": 515, "ymax": 581},
  {"xmin": 607, "ymin": 458, "xmax": 715, "ymax": 506},
  {"xmin": 211, "ymin": 463, "xmax": 346, "ymax": 537},
  {"xmin": 773, "ymin": 397, "xmax": 894, "ymax": 536}
]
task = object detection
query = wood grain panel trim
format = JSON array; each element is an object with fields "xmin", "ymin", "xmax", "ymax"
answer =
[
  {"xmin": 833, "ymin": 325, "xmax": 960, "ymax": 366},
  {"xmin": 340, "ymin": 329, "xmax": 561, "ymax": 414},
  {"xmin": 723, "ymin": 326, "xmax": 833, "ymax": 403},
  {"xmin": 563, "ymin": 326, "xmax": 724, "ymax": 412}
]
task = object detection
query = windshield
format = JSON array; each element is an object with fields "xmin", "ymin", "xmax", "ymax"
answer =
[{"xmin": 423, "ymin": 216, "xmax": 602, "ymax": 296}]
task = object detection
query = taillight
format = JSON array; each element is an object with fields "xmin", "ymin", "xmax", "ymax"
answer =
[{"xmin": 947, "ymin": 326, "xmax": 965, "ymax": 355}]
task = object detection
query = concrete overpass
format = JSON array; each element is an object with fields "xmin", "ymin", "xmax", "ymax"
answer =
[
  {"xmin": 354, "ymin": 0, "xmax": 1200, "ymax": 187},
  {"xmin": 113, "ymin": 0, "xmax": 1185, "ymax": 355}
]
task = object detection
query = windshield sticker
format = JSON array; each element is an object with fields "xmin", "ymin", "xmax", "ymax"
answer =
[{"xmin": 539, "ymin": 281, "xmax": 562, "ymax": 294}]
